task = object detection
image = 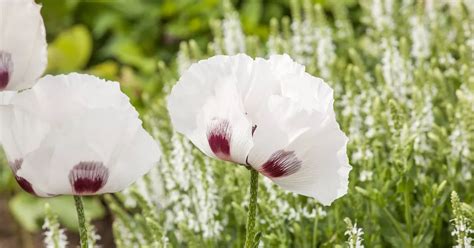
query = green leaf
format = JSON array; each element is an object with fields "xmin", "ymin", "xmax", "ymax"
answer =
[
  {"xmin": 47, "ymin": 25, "xmax": 93, "ymax": 73},
  {"xmin": 9, "ymin": 193, "xmax": 105, "ymax": 232}
]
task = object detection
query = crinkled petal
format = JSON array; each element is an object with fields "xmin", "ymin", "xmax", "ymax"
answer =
[
  {"xmin": 271, "ymin": 118, "xmax": 351, "ymax": 206},
  {"xmin": 104, "ymin": 127, "xmax": 161, "ymax": 193},
  {"xmin": 0, "ymin": 105, "xmax": 50, "ymax": 161},
  {"xmin": 11, "ymin": 73, "xmax": 138, "ymax": 123},
  {"xmin": 18, "ymin": 109, "xmax": 146, "ymax": 196},
  {"xmin": 0, "ymin": 0, "xmax": 47, "ymax": 91},
  {"xmin": 7, "ymin": 73, "xmax": 159, "ymax": 196},
  {"xmin": 255, "ymin": 96, "xmax": 351, "ymax": 205},
  {"xmin": 168, "ymin": 59, "xmax": 253, "ymax": 164}
]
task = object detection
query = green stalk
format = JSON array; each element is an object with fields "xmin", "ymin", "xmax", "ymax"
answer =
[
  {"xmin": 244, "ymin": 169, "xmax": 259, "ymax": 248},
  {"xmin": 404, "ymin": 178, "xmax": 413, "ymax": 247},
  {"xmin": 74, "ymin": 196, "xmax": 89, "ymax": 248},
  {"xmin": 312, "ymin": 213, "xmax": 319, "ymax": 247}
]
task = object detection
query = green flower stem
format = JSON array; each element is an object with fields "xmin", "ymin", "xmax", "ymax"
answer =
[
  {"xmin": 404, "ymin": 178, "xmax": 413, "ymax": 248},
  {"xmin": 74, "ymin": 195, "xmax": 89, "ymax": 248},
  {"xmin": 312, "ymin": 213, "xmax": 319, "ymax": 247},
  {"xmin": 244, "ymin": 168, "xmax": 259, "ymax": 248}
]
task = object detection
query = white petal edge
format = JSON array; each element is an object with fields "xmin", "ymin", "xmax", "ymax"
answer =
[
  {"xmin": 0, "ymin": 0, "xmax": 47, "ymax": 91},
  {"xmin": 11, "ymin": 73, "xmax": 138, "ymax": 124}
]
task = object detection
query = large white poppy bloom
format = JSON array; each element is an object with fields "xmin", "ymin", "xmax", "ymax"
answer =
[
  {"xmin": 0, "ymin": 73, "xmax": 161, "ymax": 196},
  {"xmin": 0, "ymin": 0, "xmax": 47, "ymax": 91},
  {"xmin": 167, "ymin": 54, "xmax": 351, "ymax": 205}
]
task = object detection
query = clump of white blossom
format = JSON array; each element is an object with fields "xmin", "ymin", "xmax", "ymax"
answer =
[
  {"xmin": 159, "ymin": 133, "xmax": 222, "ymax": 239},
  {"xmin": 344, "ymin": 218, "xmax": 365, "ymax": 248},
  {"xmin": 43, "ymin": 204, "xmax": 68, "ymax": 248},
  {"xmin": 105, "ymin": 0, "xmax": 474, "ymax": 246},
  {"xmin": 220, "ymin": 0, "xmax": 245, "ymax": 55},
  {"xmin": 451, "ymin": 192, "xmax": 473, "ymax": 248}
]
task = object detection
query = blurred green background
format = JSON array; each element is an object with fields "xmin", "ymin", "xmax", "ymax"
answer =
[
  {"xmin": 35, "ymin": 0, "xmax": 355, "ymax": 107},
  {"xmin": 39, "ymin": 0, "xmax": 296, "ymax": 106}
]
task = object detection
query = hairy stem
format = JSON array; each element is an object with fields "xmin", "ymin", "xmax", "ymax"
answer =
[
  {"xmin": 244, "ymin": 169, "xmax": 259, "ymax": 248},
  {"xmin": 74, "ymin": 196, "xmax": 89, "ymax": 248}
]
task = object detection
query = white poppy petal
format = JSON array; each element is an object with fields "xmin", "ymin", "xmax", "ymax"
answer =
[
  {"xmin": 18, "ymin": 109, "xmax": 140, "ymax": 196},
  {"xmin": 11, "ymin": 73, "xmax": 137, "ymax": 123},
  {"xmin": 0, "ymin": 104, "xmax": 51, "ymax": 196},
  {"xmin": 168, "ymin": 54, "xmax": 351, "ymax": 203},
  {"xmin": 0, "ymin": 0, "xmax": 47, "ymax": 91},
  {"xmin": 104, "ymin": 128, "xmax": 161, "ymax": 193},
  {"xmin": 280, "ymin": 72, "xmax": 334, "ymax": 114},
  {"xmin": 168, "ymin": 59, "xmax": 254, "ymax": 164},
  {"xmin": 245, "ymin": 98, "xmax": 290, "ymax": 167},
  {"xmin": 0, "ymin": 105, "xmax": 50, "ymax": 161},
  {"xmin": 267, "ymin": 117, "xmax": 351, "ymax": 206},
  {"xmin": 3, "ymin": 73, "xmax": 159, "ymax": 196},
  {"xmin": 0, "ymin": 91, "xmax": 16, "ymax": 105}
]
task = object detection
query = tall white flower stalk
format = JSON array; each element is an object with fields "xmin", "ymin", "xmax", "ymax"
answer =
[
  {"xmin": 410, "ymin": 16, "xmax": 431, "ymax": 61},
  {"xmin": 43, "ymin": 204, "xmax": 68, "ymax": 248},
  {"xmin": 451, "ymin": 192, "xmax": 473, "ymax": 248},
  {"xmin": 159, "ymin": 133, "xmax": 222, "ymax": 239},
  {"xmin": 369, "ymin": 0, "xmax": 394, "ymax": 33},
  {"xmin": 222, "ymin": 7, "xmax": 246, "ymax": 55},
  {"xmin": 286, "ymin": 2, "xmax": 336, "ymax": 78},
  {"xmin": 344, "ymin": 218, "xmax": 365, "ymax": 248},
  {"xmin": 381, "ymin": 38, "xmax": 413, "ymax": 105}
]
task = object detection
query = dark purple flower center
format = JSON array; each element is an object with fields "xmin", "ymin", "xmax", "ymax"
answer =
[
  {"xmin": 9, "ymin": 159, "xmax": 36, "ymax": 195},
  {"xmin": 69, "ymin": 162, "xmax": 109, "ymax": 195},
  {"xmin": 207, "ymin": 119, "xmax": 232, "ymax": 161},
  {"xmin": 0, "ymin": 51, "xmax": 13, "ymax": 90},
  {"xmin": 259, "ymin": 150, "xmax": 302, "ymax": 178}
]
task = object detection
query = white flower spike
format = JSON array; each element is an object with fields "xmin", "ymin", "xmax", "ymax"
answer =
[
  {"xmin": 167, "ymin": 54, "xmax": 352, "ymax": 205},
  {"xmin": 0, "ymin": 0, "xmax": 47, "ymax": 91},
  {"xmin": 0, "ymin": 73, "xmax": 161, "ymax": 196}
]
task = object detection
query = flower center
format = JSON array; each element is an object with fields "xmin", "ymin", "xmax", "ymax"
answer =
[
  {"xmin": 0, "ymin": 51, "xmax": 13, "ymax": 90},
  {"xmin": 69, "ymin": 161, "xmax": 109, "ymax": 195}
]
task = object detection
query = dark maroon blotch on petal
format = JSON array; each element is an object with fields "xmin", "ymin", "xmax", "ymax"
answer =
[
  {"xmin": 16, "ymin": 177, "xmax": 36, "ymax": 195},
  {"xmin": 259, "ymin": 150, "xmax": 302, "ymax": 178},
  {"xmin": 69, "ymin": 161, "xmax": 109, "ymax": 195},
  {"xmin": 0, "ymin": 51, "xmax": 13, "ymax": 90},
  {"xmin": 252, "ymin": 125, "xmax": 257, "ymax": 136},
  {"xmin": 9, "ymin": 159, "xmax": 36, "ymax": 195},
  {"xmin": 0, "ymin": 71, "xmax": 9, "ymax": 90},
  {"xmin": 207, "ymin": 119, "xmax": 232, "ymax": 160}
]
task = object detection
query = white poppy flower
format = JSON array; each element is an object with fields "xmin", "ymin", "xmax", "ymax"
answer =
[
  {"xmin": 0, "ymin": 73, "xmax": 161, "ymax": 196},
  {"xmin": 0, "ymin": 0, "xmax": 47, "ymax": 91},
  {"xmin": 167, "ymin": 54, "xmax": 351, "ymax": 205}
]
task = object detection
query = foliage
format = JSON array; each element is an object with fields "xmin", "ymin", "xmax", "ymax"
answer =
[
  {"xmin": 0, "ymin": 0, "xmax": 473, "ymax": 247},
  {"xmin": 107, "ymin": 0, "xmax": 474, "ymax": 247}
]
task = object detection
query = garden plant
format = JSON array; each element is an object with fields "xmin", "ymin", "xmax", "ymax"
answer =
[{"xmin": 0, "ymin": 0, "xmax": 473, "ymax": 247}]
